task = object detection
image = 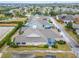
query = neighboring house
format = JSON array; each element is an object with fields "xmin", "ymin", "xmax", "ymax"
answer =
[
  {"xmin": 73, "ymin": 24, "xmax": 79, "ymax": 35},
  {"xmin": 76, "ymin": 30, "xmax": 79, "ymax": 35},
  {"xmin": 74, "ymin": 15, "xmax": 79, "ymax": 24},
  {"xmin": 56, "ymin": 15, "xmax": 74, "ymax": 23}
]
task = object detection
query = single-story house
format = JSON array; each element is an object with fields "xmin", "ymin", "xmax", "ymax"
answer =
[
  {"xmin": 14, "ymin": 29, "xmax": 47, "ymax": 46},
  {"xmin": 74, "ymin": 15, "xmax": 79, "ymax": 24},
  {"xmin": 56, "ymin": 15, "xmax": 74, "ymax": 23},
  {"xmin": 73, "ymin": 24, "xmax": 79, "ymax": 29},
  {"xmin": 73, "ymin": 24, "xmax": 79, "ymax": 35},
  {"xmin": 14, "ymin": 36, "xmax": 47, "ymax": 46},
  {"xmin": 24, "ymin": 17, "xmax": 53, "ymax": 29},
  {"xmin": 14, "ymin": 29, "xmax": 57, "ymax": 46},
  {"xmin": 14, "ymin": 16, "xmax": 58, "ymax": 46}
]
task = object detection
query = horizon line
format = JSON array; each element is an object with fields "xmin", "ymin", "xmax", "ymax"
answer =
[{"xmin": 0, "ymin": 1, "xmax": 79, "ymax": 3}]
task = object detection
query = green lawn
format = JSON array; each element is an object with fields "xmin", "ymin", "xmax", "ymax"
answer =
[
  {"xmin": 35, "ymin": 52, "xmax": 76, "ymax": 58},
  {"xmin": 1, "ymin": 53, "xmax": 12, "ymax": 58},
  {"xmin": 55, "ymin": 53, "xmax": 76, "ymax": 58},
  {"xmin": 66, "ymin": 30, "xmax": 79, "ymax": 44},
  {"xmin": 1, "ymin": 52, "xmax": 76, "ymax": 58},
  {"xmin": 58, "ymin": 21, "xmax": 79, "ymax": 44},
  {"xmin": 0, "ymin": 45, "xmax": 6, "ymax": 51},
  {"xmin": 6, "ymin": 43, "xmax": 71, "ymax": 51},
  {"xmin": 51, "ymin": 43, "xmax": 71, "ymax": 51}
]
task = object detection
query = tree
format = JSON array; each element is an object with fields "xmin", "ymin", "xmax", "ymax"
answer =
[
  {"xmin": 7, "ymin": 38, "xmax": 12, "ymax": 45},
  {"xmin": 10, "ymin": 42, "xmax": 18, "ymax": 48},
  {"xmin": 48, "ymin": 19, "xmax": 52, "ymax": 23},
  {"xmin": 52, "ymin": 44, "xmax": 58, "ymax": 48},
  {"xmin": 49, "ymin": 10, "xmax": 58, "ymax": 16},
  {"xmin": 44, "ymin": 11, "xmax": 49, "ymax": 16},
  {"xmin": 65, "ymin": 22, "xmax": 73, "ymax": 29},
  {"xmin": 4, "ymin": 12, "xmax": 13, "ymax": 17}
]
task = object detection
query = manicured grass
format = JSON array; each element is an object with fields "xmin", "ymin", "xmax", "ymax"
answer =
[
  {"xmin": 1, "ymin": 53, "xmax": 12, "ymax": 58},
  {"xmin": 51, "ymin": 43, "xmax": 71, "ymax": 51},
  {"xmin": 0, "ymin": 45, "xmax": 6, "ymax": 51},
  {"xmin": 7, "ymin": 45, "xmax": 49, "ymax": 51},
  {"xmin": 34, "ymin": 52, "xmax": 76, "ymax": 58},
  {"xmin": 1, "ymin": 52, "xmax": 76, "ymax": 58},
  {"xmin": 66, "ymin": 30, "xmax": 79, "ymax": 43},
  {"xmin": 7, "ymin": 43, "xmax": 70, "ymax": 51},
  {"xmin": 54, "ymin": 53, "xmax": 76, "ymax": 58},
  {"xmin": 0, "ymin": 14, "xmax": 5, "ymax": 18}
]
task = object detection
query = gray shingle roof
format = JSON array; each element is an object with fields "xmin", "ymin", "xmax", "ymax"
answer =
[
  {"xmin": 14, "ymin": 16, "xmax": 58, "ymax": 44},
  {"xmin": 14, "ymin": 28, "xmax": 60, "ymax": 43},
  {"xmin": 15, "ymin": 36, "xmax": 47, "ymax": 43},
  {"xmin": 58, "ymin": 15, "xmax": 74, "ymax": 20}
]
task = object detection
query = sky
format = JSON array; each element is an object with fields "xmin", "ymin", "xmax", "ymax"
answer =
[{"xmin": 0, "ymin": 0, "xmax": 79, "ymax": 3}]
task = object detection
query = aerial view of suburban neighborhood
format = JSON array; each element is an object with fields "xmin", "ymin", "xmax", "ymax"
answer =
[{"xmin": 0, "ymin": 2, "xmax": 79, "ymax": 58}]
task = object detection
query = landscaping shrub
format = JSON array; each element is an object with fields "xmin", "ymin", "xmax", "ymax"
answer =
[
  {"xmin": 57, "ymin": 40, "xmax": 66, "ymax": 45},
  {"xmin": 65, "ymin": 22, "xmax": 73, "ymax": 30},
  {"xmin": 52, "ymin": 44, "xmax": 58, "ymax": 48},
  {"xmin": 44, "ymin": 45, "xmax": 48, "ymax": 48},
  {"xmin": 48, "ymin": 19, "xmax": 52, "ymax": 23},
  {"xmin": 10, "ymin": 42, "xmax": 18, "ymax": 48}
]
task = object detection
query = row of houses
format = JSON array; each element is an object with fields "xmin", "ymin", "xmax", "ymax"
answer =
[
  {"xmin": 56, "ymin": 14, "xmax": 79, "ymax": 35},
  {"xmin": 56, "ymin": 14, "xmax": 74, "ymax": 23},
  {"xmin": 73, "ymin": 24, "xmax": 79, "ymax": 35},
  {"xmin": 56, "ymin": 14, "xmax": 79, "ymax": 23}
]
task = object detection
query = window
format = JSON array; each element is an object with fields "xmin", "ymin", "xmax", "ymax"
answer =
[
  {"xmin": 22, "ymin": 42, "xmax": 26, "ymax": 44},
  {"xmin": 17, "ymin": 42, "xmax": 20, "ymax": 44}
]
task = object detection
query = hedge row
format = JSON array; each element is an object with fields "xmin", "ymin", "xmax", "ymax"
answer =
[{"xmin": 0, "ymin": 22, "xmax": 23, "ymax": 48}]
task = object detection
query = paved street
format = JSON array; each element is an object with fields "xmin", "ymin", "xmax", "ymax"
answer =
[{"xmin": 49, "ymin": 17, "xmax": 79, "ymax": 57}]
